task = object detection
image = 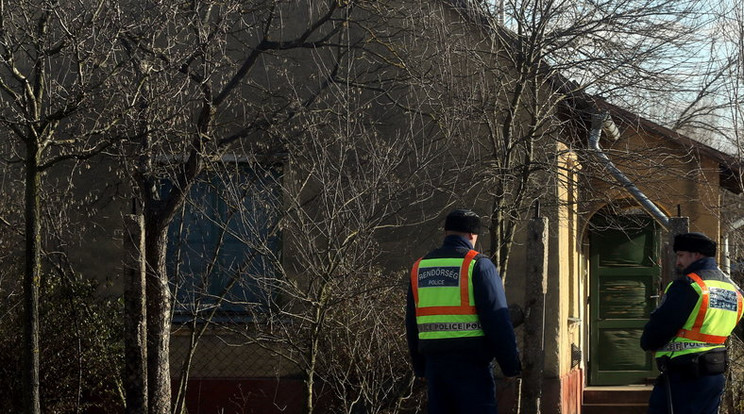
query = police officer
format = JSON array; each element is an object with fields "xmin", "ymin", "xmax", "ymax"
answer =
[
  {"xmin": 405, "ymin": 209, "xmax": 521, "ymax": 414},
  {"xmin": 641, "ymin": 232, "xmax": 743, "ymax": 414}
]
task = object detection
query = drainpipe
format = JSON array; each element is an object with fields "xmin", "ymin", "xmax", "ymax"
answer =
[{"xmin": 588, "ymin": 112, "xmax": 671, "ymax": 230}]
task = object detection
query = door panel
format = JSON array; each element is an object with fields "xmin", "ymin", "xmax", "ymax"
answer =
[{"xmin": 589, "ymin": 217, "xmax": 660, "ymax": 385}]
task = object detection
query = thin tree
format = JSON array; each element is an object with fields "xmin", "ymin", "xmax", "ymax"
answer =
[{"xmin": 0, "ymin": 1, "xmax": 127, "ymax": 412}]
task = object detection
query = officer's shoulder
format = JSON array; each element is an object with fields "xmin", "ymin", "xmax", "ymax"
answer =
[
  {"xmin": 672, "ymin": 276, "xmax": 697, "ymax": 288},
  {"xmin": 472, "ymin": 252, "xmax": 496, "ymax": 266},
  {"xmin": 684, "ymin": 268, "xmax": 727, "ymax": 283},
  {"xmin": 668, "ymin": 276, "xmax": 702, "ymax": 298},
  {"xmin": 473, "ymin": 251, "xmax": 490, "ymax": 261}
]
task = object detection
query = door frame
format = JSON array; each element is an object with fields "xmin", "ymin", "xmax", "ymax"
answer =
[{"xmin": 587, "ymin": 209, "xmax": 661, "ymax": 385}]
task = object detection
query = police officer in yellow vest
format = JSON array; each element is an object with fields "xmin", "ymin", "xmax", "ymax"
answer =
[
  {"xmin": 641, "ymin": 232, "xmax": 743, "ymax": 413},
  {"xmin": 405, "ymin": 209, "xmax": 521, "ymax": 414}
]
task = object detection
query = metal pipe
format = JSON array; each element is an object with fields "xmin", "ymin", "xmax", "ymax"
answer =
[
  {"xmin": 588, "ymin": 112, "xmax": 671, "ymax": 230},
  {"xmin": 723, "ymin": 217, "xmax": 744, "ymax": 273},
  {"xmin": 723, "ymin": 236, "xmax": 730, "ymax": 273}
]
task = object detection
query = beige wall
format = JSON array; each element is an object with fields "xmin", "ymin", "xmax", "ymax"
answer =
[
  {"xmin": 556, "ymin": 147, "xmax": 583, "ymax": 378},
  {"xmin": 592, "ymin": 126, "xmax": 721, "ymax": 240}
]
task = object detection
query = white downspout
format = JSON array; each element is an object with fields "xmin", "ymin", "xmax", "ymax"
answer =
[{"xmin": 588, "ymin": 112, "xmax": 671, "ymax": 230}]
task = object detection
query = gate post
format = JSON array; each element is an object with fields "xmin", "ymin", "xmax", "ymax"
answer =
[{"xmin": 522, "ymin": 208, "xmax": 548, "ymax": 413}]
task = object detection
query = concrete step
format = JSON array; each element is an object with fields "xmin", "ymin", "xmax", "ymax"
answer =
[
  {"xmin": 581, "ymin": 404, "xmax": 647, "ymax": 414},
  {"xmin": 581, "ymin": 386, "xmax": 651, "ymax": 414}
]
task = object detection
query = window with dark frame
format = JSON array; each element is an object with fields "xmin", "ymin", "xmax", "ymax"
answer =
[{"xmin": 165, "ymin": 162, "xmax": 282, "ymax": 320}]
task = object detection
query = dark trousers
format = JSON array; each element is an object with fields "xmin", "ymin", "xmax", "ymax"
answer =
[
  {"xmin": 648, "ymin": 371, "xmax": 725, "ymax": 414},
  {"xmin": 424, "ymin": 354, "xmax": 497, "ymax": 414}
]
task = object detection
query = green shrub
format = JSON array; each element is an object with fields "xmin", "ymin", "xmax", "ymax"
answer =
[{"xmin": 0, "ymin": 273, "xmax": 124, "ymax": 413}]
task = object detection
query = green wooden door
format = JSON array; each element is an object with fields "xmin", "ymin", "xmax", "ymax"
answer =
[{"xmin": 589, "ymin": 216, "xmax": 660, "ymax": 385}]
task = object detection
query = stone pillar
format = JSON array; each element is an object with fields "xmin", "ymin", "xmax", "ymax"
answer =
[{"xmin": 522, "ymin": 214, "xmax": 548, "ymax": 413}]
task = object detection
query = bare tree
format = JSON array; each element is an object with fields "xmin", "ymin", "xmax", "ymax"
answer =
[
  {"xmin": 417, "ymin": 0, "xmax": 719, "ymax": 279},
  {"xmin": 715, "ymin": 3, "xmax": 744, "ymax": 413},
  {"xmin": 113, "ymin": 1, "xmax": 442, "ymax": 413},
  {"xmin": 0, "ymin": 1, "xmax": 128, "ymax": 412}
]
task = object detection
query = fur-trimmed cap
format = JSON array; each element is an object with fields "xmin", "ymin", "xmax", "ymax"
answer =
[
  {"xmin": 444, "ymin": 209, "xmax": 481, "ymax": 234},
  {"xmin": 673, "ymin": 232, "xmax": 716, "ymax": 257}
]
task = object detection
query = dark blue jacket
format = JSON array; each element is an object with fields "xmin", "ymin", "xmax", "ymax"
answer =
[
  {"xmin": 640, "ymin": 257, "xmax": 740, "ymax": 352},
  {"xmin": 405, "ymin": 235, "xmax": 521, "ymax": 377}
]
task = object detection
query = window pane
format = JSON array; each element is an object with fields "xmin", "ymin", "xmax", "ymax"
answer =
[{"xmin": 167, "ymin": 163, "xmax": 281, "ymax": 318}]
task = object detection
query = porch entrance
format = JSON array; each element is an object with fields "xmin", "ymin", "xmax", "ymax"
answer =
[{"xmin": 588, "ymin": 212, "xmax": 661, "ymax": 385}]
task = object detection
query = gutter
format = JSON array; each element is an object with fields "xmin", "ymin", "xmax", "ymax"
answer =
[{"xmin": 588, "ymin": 112, "xmax": 671, "ymax": 230}]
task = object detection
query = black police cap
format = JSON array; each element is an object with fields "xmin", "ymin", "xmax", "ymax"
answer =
[
  {"xmin": 673, "ymin": 232, "xmax": 716, "ymax": 257},
  {"xmin": 444, "ymin": 209, "xmax": 481, "ymax": 234}
]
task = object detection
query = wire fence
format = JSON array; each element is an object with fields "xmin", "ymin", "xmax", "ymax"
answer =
[{"xmin": 169, "ymin": 329, "xmax": 306, "ymax": 414}]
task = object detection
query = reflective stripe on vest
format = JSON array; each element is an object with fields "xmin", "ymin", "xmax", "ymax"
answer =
[
  {"xmin": 659, "ymin": 341, "xmax": 719, "ymax": 353},
  {"xmin": 411, "ymin": 250, "xmax": 485, "ymax": 340},
  {"xmin": 655, "ymin": 272, "xmax": 744, "ymax": 359}
]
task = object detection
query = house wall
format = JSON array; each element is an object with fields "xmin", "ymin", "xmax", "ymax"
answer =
[{"xmin": 586, "ymin": 123, "xmax": 722, "ymax": 245}]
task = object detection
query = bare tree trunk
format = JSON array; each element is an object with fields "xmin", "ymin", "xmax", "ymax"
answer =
[
  {"xmin": 22, "ymin": 144, "xmax": 41, "ymax": 414},
  {"xmin": 306, "ymin": 342, "xmax": 317, "ymax": 414},
  {"xmin": 124, "ymin": 214, "xmax": 148, "ymax": 414},
  {"xmin": 305, "ymin": 289, "xmax": 328, "ymax": 414},
  {"xmin": 145, "ymin": 216, "xmax": 172, "ymax": 414},
  {"xmin": 490, "ymin": 200, "xmax": 504, "ymax": 273}
]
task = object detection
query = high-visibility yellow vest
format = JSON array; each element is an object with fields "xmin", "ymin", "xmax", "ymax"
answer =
[
  {"xmin": 410, "ymin": 250, "xmax": 485, "ymax": 340},
  {"xmin": 656, "ymin": 272, "xmax": 744, "ymax": 359}
]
